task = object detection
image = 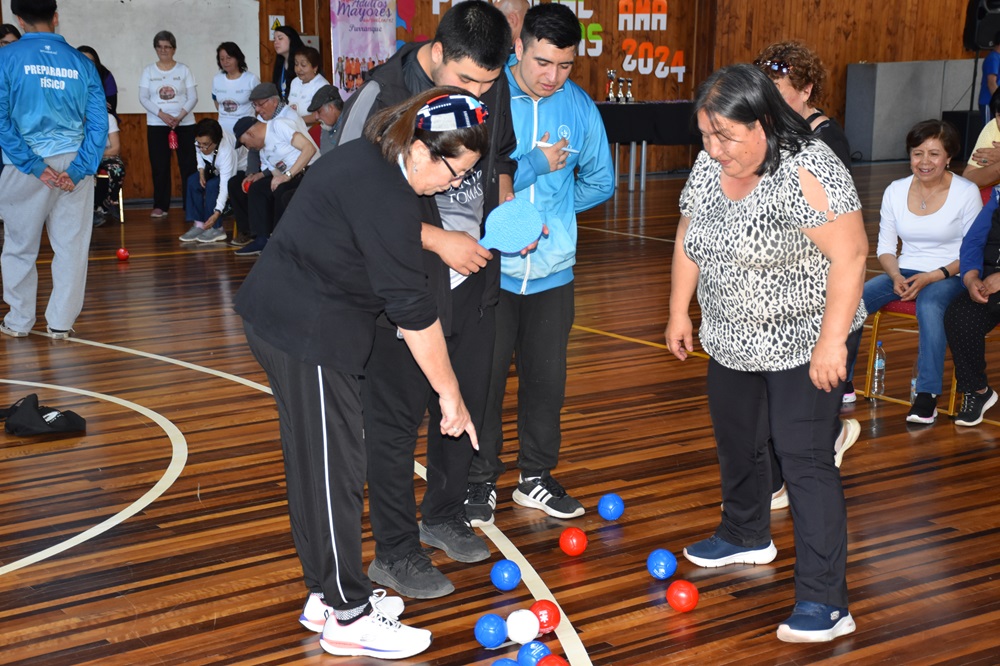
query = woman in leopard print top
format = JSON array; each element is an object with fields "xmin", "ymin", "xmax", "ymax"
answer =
[{"xmin": 665, "ymin": 64, "xmax": 866, "ymax": 644}]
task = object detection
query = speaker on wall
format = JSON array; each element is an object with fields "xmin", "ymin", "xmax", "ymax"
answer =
[{"xmin": 965, "ymin": 0, "xmax": 1000, "ymax": 50}]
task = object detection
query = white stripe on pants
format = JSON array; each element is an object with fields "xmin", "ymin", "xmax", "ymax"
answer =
[{"xmin": 0, "ymin": 153, "xmax": 93, "ymax": 332}]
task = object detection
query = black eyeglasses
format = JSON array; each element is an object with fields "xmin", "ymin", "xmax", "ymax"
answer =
[
  {"xmin": 439, "ymin": 155, "xmax": 471, "ymax": 185},
  {"xmin": 754, "ymin": 59, "xmax": 793, "ymax": 75}
]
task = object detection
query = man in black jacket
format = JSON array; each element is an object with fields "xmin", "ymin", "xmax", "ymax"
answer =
[{"xmin": 333, "ymin": 0, "xmax": 516, "ymax": 599}]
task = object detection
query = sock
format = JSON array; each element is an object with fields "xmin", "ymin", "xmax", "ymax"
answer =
[{"xmin": 333, "ymin": 602, "xmax": 371, "ymax": 625}]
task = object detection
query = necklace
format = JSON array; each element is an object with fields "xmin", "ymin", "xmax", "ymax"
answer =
[{"xmin": 915, "ymin": 180, "xmax": 947, "ymax": 210}]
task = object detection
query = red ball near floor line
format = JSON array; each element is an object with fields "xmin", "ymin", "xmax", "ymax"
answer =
[
  {"xmin": 537, "ymin": 655, "xmax": 570, "ymax": 666},
  {"xmin": 530, "ymin": 599, "xmax": 561, "ymax": 634},
  {"xmin": 666, "ymin": 579, "xmax": 699, "ymax": 612},
  {"xmin": 559, "ymin": 527, "xmax": 587, "ymax": 556},
  {"xmin": 116, "ymin": 247, "xmax": 130, "ymax": 261}
]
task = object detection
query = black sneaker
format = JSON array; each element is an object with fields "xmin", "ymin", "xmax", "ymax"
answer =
[
  {"xmin": 906, "ymin": 392, "xmax": 938, "ymax": 424},
  {"xmin": 512, "ymin": 473, "xmax": 584, "ymax": 519},
  {"xmin": 465, "ymin": 482, "xmax": 497, "ymax": 527},
  {"xmin": 234, "ymin": 236, "xmax": 267, "ymax": 256},
  {"xmin": 955, "ymin": 387, "xmax": 998, "ymax": 426},
  {"xmin": 419, "ymin": 516, "xmax": 490, "ymax": 563},
  {"xmin": 842, "ymin": 380, "xmax": 856, "ymax": 404},
  {"xmin": 367, "ymin": 549, "xmax": 454, "ymax": 599}
]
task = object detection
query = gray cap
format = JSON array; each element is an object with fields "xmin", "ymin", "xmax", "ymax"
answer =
[
  {"xmin": 308, "ymin": 85, "xmax": 343, "ymax": 113},
  {"xmin": 249, "ymin": 82, "xmax": 280, "ymax": 101}
]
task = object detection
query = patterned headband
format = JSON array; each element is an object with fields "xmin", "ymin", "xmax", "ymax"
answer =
[{"xmin": 415, "ymin": 94, "xmax": 489, "ymax": 132}]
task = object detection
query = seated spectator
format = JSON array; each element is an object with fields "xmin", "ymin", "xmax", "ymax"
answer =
[
  {"xmin": 944, "ymin": 186, "xmax": 1000, "ymax": 425},
  {"xmin": 845, "ymin": 120, "xmax": 982, "ymax": 423},
  {"xmin": 230, "ymin": 115, "xmax": 318, "ymax": 257},
  {"xmin": 212, "ymin": 41, "xmax": 260, "ymax": 135},
  {"xmin": 0, "ymin": 23, "xmax": 20, "ymax": 46},
  {"xmin": 964, "ymin": 88, "xmax": 1000, "ymax": 193},
  {"xmin": 179, "ymin": 118, "xmax": 246, "ymax": 244},
  {"xmin": 94, "ymin": 112, "xmax": 125, "ymax": 226},
  {"xmin": 78, "ymin": 46, "xmax": 118, "ymax": 116},
  {"xmin": 307, "ymin": 85, "xmax": 343, "ymax": 155},
  {"xmin": 288, "ymin": 46, "xmax": 330, "ymax": 124}
]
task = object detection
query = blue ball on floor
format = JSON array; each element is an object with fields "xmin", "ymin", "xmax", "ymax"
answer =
[
  {"xmin": 647, "ymin": 548, "xmax": 678, "ymax": 580},
  {"xmin": 493, "ymin": 659, "xmax": 519, "ymax": 666},
  {"xmin": 598, "ymin": 493, "xmax": 625, "ymax": 520},
  {"xmin": 491, "ymin": 559, "xmax": 522, "ymax": 592},
  {"xmin": 517, "ymin": 640, "xmax": 551, "ymax": 666},
  {"xmin": 475, "ymin": 613, "xmax": 508, "ymax": 649}
]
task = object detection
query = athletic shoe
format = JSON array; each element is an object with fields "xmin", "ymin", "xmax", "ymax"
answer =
[
  {"xmin": 842, "ymin": 380, "xmax": 856, "ymax": 404},
  {"xmin": 906, "ymin": 392, "xmax": 938, "ymax": 424},
  {"xmin": 0, "ymin": 323, "xmax": 28, "ymax": 338},
  {"xmin": 683, "ymin": 534, "xmax": 777, "ymax": 568},
  {"xmin": 93, "ymin": 208, "xmax": 107, "ymax": 227},
  {"xmin": 770, "ymin": 484, "xmax": 789, "ymax": 510},
  {"xmin": 512, "ymin": 472, "xmax": 584, "ymax": 519},
  {"xmin": 150, "ymin": 208, "xmax": 168, "ymax": 218},
  {"xmin": 419, "ymin": 517, "xmax": 490, "ymax": 563},
  {"xmin": 776, "ymin": 600, "xmax": 856, "ymax": 643},
  {"xmin": 955, "ymin": 387, "xmax": 998, "ymax": 426},
  {"xmin": 196, "ymin": 226, "xmax": 227, "ymax": 243},
  {"xmin": 234, "ymin": 236, "xmax": 267, "ymax": 256},
  {"xmin": 465, "ymin": 482, "xmax": 497, "ymax": 527},
  {"xmin": 319, "ymin": 606, "xmax": 431, "ymax": 659},
  {"xmin": 229, "ymin": 231, "xmax": 254, "ymax": 247},
  {"xmin": 299, "ymin": 590, "xmax": 405, "ymax": 633},
  {"xmin": 834, "ymin": 418, "xmax": 861, "ymax": 468},
  {"xmin": 46, "ymin": 327, "xmax": 72, "ymax": 340},
  {"xmin": 179, "ymin": 224, "xmax": 205, "ymax": 242},
  {"xmin": 367, "ymin": 549, "xmax": 454, "ymax": 599}
]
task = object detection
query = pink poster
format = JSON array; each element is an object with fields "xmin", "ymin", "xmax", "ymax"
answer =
[{"xmin": 330, "ymin": 0, "xmax": 398, "ymax": 98}]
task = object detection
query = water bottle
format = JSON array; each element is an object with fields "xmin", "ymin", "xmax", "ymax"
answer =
[
  {"xmin": 871, "ymin": 340, "xmax": 886, "ymax": 396},
  {"xmin": 910, "ymin": 358, "xmax": 919, "ymax": 404}
]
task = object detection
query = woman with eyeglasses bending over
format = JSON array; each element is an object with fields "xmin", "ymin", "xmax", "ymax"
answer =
[{"xmin": 754, "ymin": 41, "xmax": 851, "ymax": 169}]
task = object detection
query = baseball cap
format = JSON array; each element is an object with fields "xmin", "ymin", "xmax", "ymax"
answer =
[{"xmin": 249, "ymin": 82, "xmax": 280, "ymax": 101}]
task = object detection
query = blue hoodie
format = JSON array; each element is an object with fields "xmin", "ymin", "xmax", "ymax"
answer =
[
  {"xmin": 502, "ymin": 57, "xmax": 614, "ymax": 295},
  {"xmin": 0, "ymin": 32, "xmax": 107, "ymax": 184}
]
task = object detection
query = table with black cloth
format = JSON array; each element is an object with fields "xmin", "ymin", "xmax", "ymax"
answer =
[{"xmin": 597, "ymin": 100, "xmax": 696, "ymax": 191}]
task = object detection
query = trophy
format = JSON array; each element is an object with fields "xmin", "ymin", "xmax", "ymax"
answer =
[
  {"xmin": 606, "ymin": 69, "xmax": 617, "ymax": 102},
  {"xmin": 626, "ymin": 78, "xmax": 634, "ymax": 103},
  {"xmin": 617, "ymin": 77, "xmax": 626, "ymax": 104}
]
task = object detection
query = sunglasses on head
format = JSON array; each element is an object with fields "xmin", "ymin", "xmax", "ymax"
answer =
[{"xmin": 755, "ymin": 59, "xmax": 793, "ymax": 75}]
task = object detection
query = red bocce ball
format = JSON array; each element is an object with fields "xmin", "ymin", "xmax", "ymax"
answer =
[
  {"xmin": 666, "ymin": 579, "xmax": 699, "ymax": 612},
  {"xmin": 559, "ymin": 527, "xmax": 587, "ymax": 557}
]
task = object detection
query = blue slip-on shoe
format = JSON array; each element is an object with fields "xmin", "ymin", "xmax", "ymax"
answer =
[
  {"xmin": 776, "ymin": 600, "xmax": 856, "ymax": 642},
  {"xmin": 682, "ymin": 534, "xmax": 777, "ymax": 568}
]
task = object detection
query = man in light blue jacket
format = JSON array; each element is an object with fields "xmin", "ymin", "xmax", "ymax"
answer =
[
  {"xmin": 0, "ymin": 0, "xmax": 107, "ymax": 339},
  {"xmin": 465, "ymin": 2, "xmax": 613, "ymax": 526}
]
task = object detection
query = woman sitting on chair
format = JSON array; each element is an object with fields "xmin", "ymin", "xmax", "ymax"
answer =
[{"xmin": 845, "ymin": 120, "xmax": 982, "ymax": 423}]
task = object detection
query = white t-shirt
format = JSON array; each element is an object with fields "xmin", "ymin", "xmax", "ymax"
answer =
[
  {"xmin": 138, "ymin": 62, "xmax": 197, "ymax": 126},
  {"xmin": 260, "ymin": 117, "xmax": 319, "ymax": 172},
  {"xmin": 212, "ymin": 71, "xmax": 260, "ymax": 134},
  {"xmin": 287, "ymin": 74, "xmax": 330, "ymax": 118},
  {"xmin": 195, "ymin": 129, "xmax": 245, "ymax": 211},
  {"xmin": 877, "ymin": 174, "xmax": 983, "ymax": 271}
]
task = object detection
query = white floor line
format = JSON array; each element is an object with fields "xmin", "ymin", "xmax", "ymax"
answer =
[
  {"xmin": 12, "ymin": 336, "xmax": 592, "ymax": 664},
  {"xmin": 0, "ymin": 378, "xmax": 187, "ymax": 576}
]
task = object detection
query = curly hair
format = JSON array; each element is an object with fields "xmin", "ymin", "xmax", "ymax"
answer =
[{"xmin": 754, "ymin": 41, "xmax": 827, "ymax": 105}]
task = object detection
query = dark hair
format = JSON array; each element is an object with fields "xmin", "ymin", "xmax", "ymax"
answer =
[
  {"xmin": 990, "ymin": 88, "xmax": 1000, "ymax": 118},
  {"xmin": 194, "ymin": 118, "xmax": 224, "ymax": 145},
  {"xmin": 153, "ymin": 30, "xmax": 176, "ymax": 49},
  {"xmin": 11, "ymin": 0, "xmax": 56, "ymax": 24},
  {"xmin": 216, "ymin": 42, "xmax": 248, "ymax": 73},
  {"xmin": 434, "ymin": 0, "xmax": 511, "ymax": 72},
  {"xmin": 77, "ymin": 46, "xmax": 111, "ymax": 81},
  {"xmin": 693, "ymin": 64, "xmax": 813, "ymax": 176},
  {"xmin": 272, "ymin": 25, "xmax": 306, "ymax": 100},
  {"xmin": 521, "ymin": 2, "xmax": 580, "ymax": 50},
  {"xmin": 0, "ymin": 24, "xmax": 22, "ymax": 40},
  {"xmin": 905, "ymin": 119, "xmax": 961, "ymax": 159},
  {"xmin": 754, "ymin": 41, "xmax": 827, "ymax": 105},
  {"xmin": 365, "ymin": 86, "xmax": 490, "ymax": 165},
  {"xmin": 295, "ymin": 46, "xmax": 322, "ymax": 74}
]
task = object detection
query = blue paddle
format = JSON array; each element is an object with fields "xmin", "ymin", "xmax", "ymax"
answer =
[{"xmin": 480, "ymin": 198, "xmax": 544, "ymax": 254}]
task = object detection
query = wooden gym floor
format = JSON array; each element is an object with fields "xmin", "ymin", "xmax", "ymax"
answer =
[{"xmin": 1, "ymin": 162, "xmax": 999, "ymax": 665}]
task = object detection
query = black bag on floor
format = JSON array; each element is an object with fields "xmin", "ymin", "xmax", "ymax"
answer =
[{"xmin": 0, "ymin": 394, "xmax": 86, "ymax": 436}]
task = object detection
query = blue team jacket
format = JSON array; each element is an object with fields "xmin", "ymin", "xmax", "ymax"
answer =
[
  {"xmin": 501, "ymin": 56, "xmax": 614, "ymax": 295},
  {"xmin": 0, "ymin": 32, "xmax": 107, "ymax": 183}
]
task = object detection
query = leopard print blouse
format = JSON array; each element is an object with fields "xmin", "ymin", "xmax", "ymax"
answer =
[{"xmin": 679, "ymin": 141, "xmax": 866, "ymax": 372}]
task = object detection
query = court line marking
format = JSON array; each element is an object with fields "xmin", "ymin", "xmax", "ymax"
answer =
[
  {"xmin": 0, "ymin": 378, "xmax": 187, "ymax": 577},
  {"xmin": 26, "ymin": 334, "xmax": 592, "ymax": 664}
]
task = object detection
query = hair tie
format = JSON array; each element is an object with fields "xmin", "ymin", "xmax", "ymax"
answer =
[{"xmin": 415, "ymin": 94, "xmax": 489, "ymax": 132}]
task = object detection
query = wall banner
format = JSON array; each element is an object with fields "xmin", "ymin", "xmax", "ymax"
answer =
[{"xmin": 330, "ymin": 0, "xmax": 397, "ymax": 98}]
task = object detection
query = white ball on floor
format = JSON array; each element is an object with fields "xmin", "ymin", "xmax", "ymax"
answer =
[{"xmin": 506, "ymin": 608, "xmax": 541, "ymax": 644}]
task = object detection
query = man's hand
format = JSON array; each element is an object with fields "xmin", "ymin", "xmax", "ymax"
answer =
[
  {"xmin": 270, "ymin": 172, "xmax": 290, "ymax": 191},
  {"xmin": 536, "ymin": 131, "xmax": 570, "ymax": 172}
]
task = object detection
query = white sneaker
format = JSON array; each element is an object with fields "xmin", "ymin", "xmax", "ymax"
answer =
[
  {"xmin": 299, "ymin": 590, "xmax": 405, "ymax": 632},
  {"xmin": 770, "ymin": 483, "xmax": 789, "ymax": 510},
  {"xmin": 834, "ymin": 418, "xmax": 861, "ymax": 468},
  {"xmin": 320, "ymin": 606, "xmax": 431, "ymax": 659}
]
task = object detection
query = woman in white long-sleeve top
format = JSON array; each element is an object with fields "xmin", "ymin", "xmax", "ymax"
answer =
[{"xmin": 138, "ymin": 30, "xmax": 198, "ymax": 217}]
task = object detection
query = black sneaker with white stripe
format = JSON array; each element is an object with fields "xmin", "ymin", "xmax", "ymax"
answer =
[
  {"xmin": 465, "ymin": 482, "xmax": 497, "ymax": 527},
  {"xmin": 512, "ymin": 473, "xmax": 584, "ymax": 519}
]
